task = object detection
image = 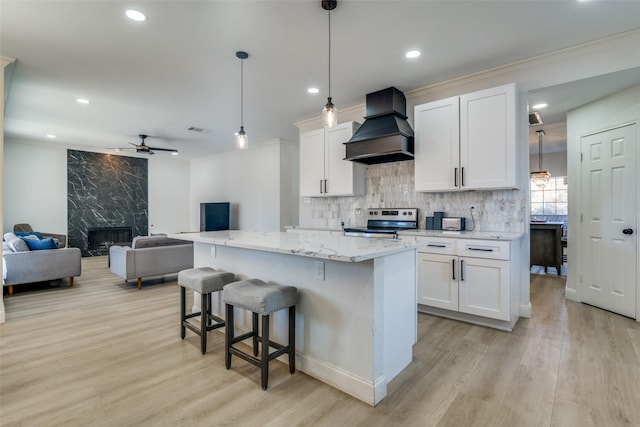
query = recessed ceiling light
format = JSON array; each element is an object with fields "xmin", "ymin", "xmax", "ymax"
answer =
[
  {"xmin": 405, "ymin": 50, "xmax": 421, "ymax": 59},
  {"xmin": 46, "ymin": 134, "xmax": 56, "ymax": 138},
  {"xmin": 308, "ymin": 87, "xmax": 320, "ymax": 94},
  {"xmin": 114, "ymin": 148, "xmax": 123, "ymax": 153},
  {"xmin": 532, "ymin": 103, "xmax": 548, "ymax": 109},
  {"xmin": 77, "ymin": 98, "xmax": 90, "ymax": 104},
  {"xmin": 171, "ymin": 152, "xmax": 179, "ymax": 156},
  {"xmin": 125, "ymin": 9, "xmax": 147, "ymax": 22}
]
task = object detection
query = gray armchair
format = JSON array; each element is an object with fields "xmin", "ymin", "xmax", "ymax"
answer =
[{"xmin": 14, "ymin": 223, "xmax": 67, "ymax": 248}]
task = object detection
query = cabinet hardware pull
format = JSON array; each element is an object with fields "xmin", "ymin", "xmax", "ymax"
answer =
[
  {"xmin": 320, "ymin": 180, "xmax": 323, "ymax": 194},
  {"xmin": 324, "ymin": 179, "xmax": 328, "ymax": 194},
  {"xmin": 454, "ymin": 168, "xmax": 458, "ymax": 187},
  {"xmin": 461, "ymin": 167, "xmax": 465, "ymax": 187},
  {"xmin": 460, "ymin": 259, "xmax": 464, "ymax": 281},
  {"xmin": 452, "ymin": 259, "xmax": 456, "ymax": 280},
  {"xmin": 468, "ymin": 247, "xmax": 493, "ymax": 252},
  {"xmin": 428, "ymin": 244, "xmax": 446, "ymax": 248}
]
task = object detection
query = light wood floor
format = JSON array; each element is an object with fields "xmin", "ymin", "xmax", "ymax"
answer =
[{"xmin": 1, "ymin": 257, "xmax": 639, "ymax": 427}]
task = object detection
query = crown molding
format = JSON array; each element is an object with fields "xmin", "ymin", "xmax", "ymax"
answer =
[
  {"xmin": 1, "ymin": 55, "xmax": 16, "ymax": 67},
  {"xmin": 294, "ymin": 29, "xmax": 640, "ymax": 132},
  {"xmin": 407, "ymin": 28, "xmax": 640, "ymax": 99}
]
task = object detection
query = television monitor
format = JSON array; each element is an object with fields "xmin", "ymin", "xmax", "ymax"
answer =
[{"xmin": 200, "ymin": 202, "xmax": 230, "ymax": 231}]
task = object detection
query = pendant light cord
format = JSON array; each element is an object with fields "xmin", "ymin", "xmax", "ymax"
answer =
[
  {"xmin": 328, "ymin": 9, "xmax": 331, "ymax": 98},
  {"xmin": 537, "ymin": 130, "xmax": 544, "ymax": 170},
  {"xmin": 240, "ymin": 57, "xmax": 244, "ymax": 128}
]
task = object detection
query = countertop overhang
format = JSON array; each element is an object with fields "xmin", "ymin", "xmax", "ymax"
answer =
[{"xmin": 169, "ymin": 230, "xmax": 423, "ymax": 262}]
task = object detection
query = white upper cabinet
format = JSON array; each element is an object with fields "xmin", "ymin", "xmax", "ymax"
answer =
[
  {"xmin": 414, "ymin": 83, "xmax": 518, "ymax": 192},
  {"xmin": 300, "ymin": 121, "xmax": 365, "ymax": 197}
]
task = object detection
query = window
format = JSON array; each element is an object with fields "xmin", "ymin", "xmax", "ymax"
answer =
[{"xmin": 531, "ymin": 176, "xmax": 567, "ymax": 215}]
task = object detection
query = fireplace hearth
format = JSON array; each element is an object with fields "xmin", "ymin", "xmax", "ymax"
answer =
[{"xmin": 88, "ymin": 227, "xmax": 133, "ymax": 251}]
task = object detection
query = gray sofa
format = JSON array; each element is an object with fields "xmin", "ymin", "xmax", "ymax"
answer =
[
  {"xmin": 3, "ymin": 232, "xmax": 81, "ymax": 295},
  {"xmin": 109, "ymin": 235, "xmax": 193, "ymax": 289}
]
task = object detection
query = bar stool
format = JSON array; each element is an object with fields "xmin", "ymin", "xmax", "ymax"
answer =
[
  {"xmin": 178, "ymin": 267, "xmax": 235, "ymax": 354},
  {"xmin": 223, "ymin": 279, "xmax": 298, "ymax": 390}
]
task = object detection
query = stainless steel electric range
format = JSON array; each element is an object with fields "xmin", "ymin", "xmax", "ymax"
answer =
[{"xmin": 343, "ymin": 208, "xmax": 418, "ymax": 239}]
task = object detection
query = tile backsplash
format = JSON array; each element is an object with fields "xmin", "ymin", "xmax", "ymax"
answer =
[{"xmin": 300, "ymin": 161, "xmax": 527, "ymax": 233}]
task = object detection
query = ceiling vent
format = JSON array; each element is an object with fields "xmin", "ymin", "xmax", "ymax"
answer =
[
  {"xmin": 188, "ymin": 126, "xmax": 209, "ymax": 133},
  {"xmin": 529, "ymin": 111, "xmax": 543, "ymax": 126}
]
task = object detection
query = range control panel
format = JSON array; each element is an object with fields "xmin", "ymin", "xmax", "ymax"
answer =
[{"xmin": 367, "ymin": 208, "xmax": 418, "ymax": 221}]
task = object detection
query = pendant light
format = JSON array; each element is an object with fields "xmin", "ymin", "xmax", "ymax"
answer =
[
  {"xmin": 531, "ymin": 130, "xmax": 551, "ymax": 187},
  {"xmin": 321, "ymin": 0, "xmax": 338, "ymax": 128},
  {"xmin": 235, "ymin": 51, "xmax": 249, "ymax": 150}
]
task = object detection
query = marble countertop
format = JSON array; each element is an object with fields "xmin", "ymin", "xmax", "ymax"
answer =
[
  {"xmin": 398, "ymin": 229, "xmax": 524, "ymax": 241},
  {"xmin": 170, "ymin": 230, "xmax": 423, "ymax": 263},
  {"xmin": 285, "ymin": 226, "xmax": 524, "ymax": 241}
]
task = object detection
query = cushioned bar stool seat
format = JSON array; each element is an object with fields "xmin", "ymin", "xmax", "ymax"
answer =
[
  {"xmin": 223, "ymin": 279, "xmax": 298, "ymax": 390},
  {"xmin": 178, "ymin": 267, "xmax": 235, "ymax": 354}
]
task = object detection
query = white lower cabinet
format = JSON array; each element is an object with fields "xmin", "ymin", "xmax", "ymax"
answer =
[{"xmin": 417, "ymin": 237, "xmax": 518, "ymax": 329}]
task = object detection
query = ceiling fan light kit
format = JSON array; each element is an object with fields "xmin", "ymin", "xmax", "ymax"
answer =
[
  {"xmin": 531, "ymin": 130, "xmax": 551, "ymax": 187},
  {"xmin": 321, "ymin": 0, "xmax": 338, "ymax": 128},
  {"xmin": 235, "ymin": 51, "xmax": 249, "ymax": 150}
]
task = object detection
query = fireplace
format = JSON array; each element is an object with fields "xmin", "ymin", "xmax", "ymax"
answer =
[{"xmin": 87, "ymin": 227, "xmax": 133, "ymax": 251}]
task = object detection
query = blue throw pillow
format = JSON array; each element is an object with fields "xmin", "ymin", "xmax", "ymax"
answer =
[
  {"xmin": 21, "ymin": 237, "xmax": 59, "ymax": 250},
  {"xmin": 15, "ymin": 231, "xmax": 44, "ymax": 239}
]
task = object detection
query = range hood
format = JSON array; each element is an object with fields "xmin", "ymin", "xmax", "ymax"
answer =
[{"xmin": 344, "ymin": 87, "xmax": 414, "ymax": 165}]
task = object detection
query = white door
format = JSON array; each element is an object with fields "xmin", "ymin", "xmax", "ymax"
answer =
[
  {"xmin": 460, "ymin": 83, "xmax": 516, "ymax": 190},
  {"xmin": 299, "ymin": 128, "xmax": 325, "ymax": 197},
  {"xmin": 417, "ymin": 252, "xmax": 458, "ymax": 311},
  {"xmin": 458, "ymin": 257, "xmax": 510, "ymax": 321},
  {"xmin": 325, "ymin": 122, "xmax": 355, "ymax": 196},
  {"xmin": 580, "ymin": 123, "xmax": 637, "ymax": 318},
  {"xmin": 414, "ymin": 96, "xmax": 460, "ymax": 192}
]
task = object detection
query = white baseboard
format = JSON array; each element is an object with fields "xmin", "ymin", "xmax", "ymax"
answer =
[
  {"xmin": 418, "ymin": 305, "xmax": 517, "ymax": 331},
  {"xmin": 519, "ymin": 303, "xmax": 532, "ymax": 318},
  {"xmin": 298, "ymin": 352, "xmax": 384, "ymax": 406},
  {"xmin": 565, "ymin": 287, "xmax": 579, "ymax": 301}
]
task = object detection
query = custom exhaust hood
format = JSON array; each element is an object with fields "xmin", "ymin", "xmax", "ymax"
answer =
[{"xmin": 344, "ymin": 87, "xmax": 414, "ymax": 165}]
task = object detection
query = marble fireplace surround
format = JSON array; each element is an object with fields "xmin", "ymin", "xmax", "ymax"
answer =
[{"xmin": 67, "ymin": 150, "xmax": 148, "ymax": 256}]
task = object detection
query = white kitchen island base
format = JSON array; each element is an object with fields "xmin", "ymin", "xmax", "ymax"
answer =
[{"xmin": 189, "ymin": 237, "xmax": 417, "ymax": 406}]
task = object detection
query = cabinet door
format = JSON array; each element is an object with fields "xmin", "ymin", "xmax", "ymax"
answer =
[
  {"xmin": 325, "ymin": 122, "xmax": 363, "ymax": 196},
  {"xmin": 414, "ymin": 97, "xmax": 460, "ymax": 192},
  {"xmin": 458, "ymin": 256, "xmax": 510, "ymax": 321},
  {"xmin": 459, "ymin": 83, "xmax": 516, "ymax": 190},
  {"xmin": 299, "ymin": 128, "xmax": 326, "ymax": 197},
  {"xmin": 417, "ymin": 252, "xmax": 458, "ymax": 311}
]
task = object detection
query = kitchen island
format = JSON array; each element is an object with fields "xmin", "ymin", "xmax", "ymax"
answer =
[{"xmin": 169, "ymin": 230, "xmax": 421, "ymax": 406}]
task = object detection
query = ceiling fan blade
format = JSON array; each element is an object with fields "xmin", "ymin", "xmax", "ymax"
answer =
[{"xmin": 148, "ymin": 146, "xmax": 178, "ymax": 153}]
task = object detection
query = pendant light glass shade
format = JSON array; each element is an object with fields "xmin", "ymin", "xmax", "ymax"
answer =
[
  {"xmin": 322, "ymin": 1, "xmax": 338, "ymax": 128},
  {"xmin": 235, "ymin": 126, "xmax": 248, "ymax": 150},
  {"xmin": 235, "ymin": 51, "xmax": 249, "ymax": 150},
  {"xmin": 531, "ymin": 130, "xmax": 551, "ymax": 187},
  {"xmin": 322, "ymin": 97, "xmax": 337, "ymax": 128},
  {"xmin": 531, "ymin": 170, "xmax": 551, "ymax": 188}
]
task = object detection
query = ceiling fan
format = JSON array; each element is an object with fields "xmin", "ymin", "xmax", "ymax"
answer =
[{"xmin": 115, "ymin": 134, "xmax": 178, "ymax": 155}]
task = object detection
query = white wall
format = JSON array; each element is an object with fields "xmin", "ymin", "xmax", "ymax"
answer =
[
  {"xmin": 529, "ymin": 151, "xmax": 567, "ymax": 177},
  {"xmin": 189, "ymin": 139, "xmax": 298, "ymax": 232},
  {"xmin": 566, "ymin": 84, "xmax": 640, "ymax": 300},
  {"xmin": 2, "ymin": 139, "xmax": 191, "ymax": 236},
  {"xmin": 3, "ymin": 140, "xmax": 67, "ymax": 234},
  {"xmin": 148, "ymin": 157, "xmax": 190, "ymax": 234}
]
